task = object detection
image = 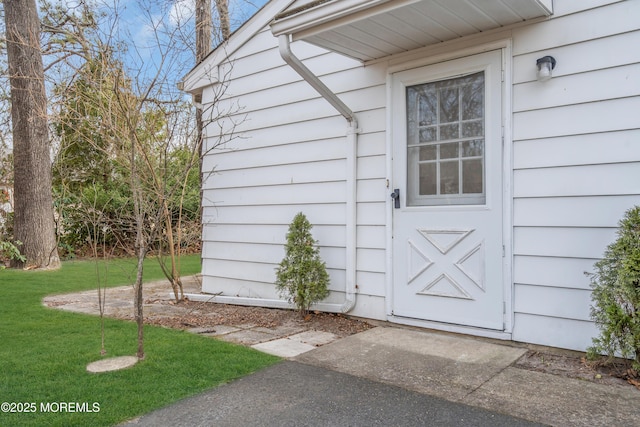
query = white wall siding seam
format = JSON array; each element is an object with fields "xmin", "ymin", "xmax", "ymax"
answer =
[
  {"xmin": 513, "ymin": 281, "xmax": 595, "ymax": 292},
  {"xmin": 512, "ymin": 131, "xmax": 640, "ymax": 144},
  {"xmin": 513, "ymin": 160, "xmax": 640, "ymax": 172},
  {"xmin": 513, "ymin": 311, "xmax": 594, "ymax": 323},
  {"xmin": 513, "ymin": 95, "xmax": 640, "ymax": 116},
  {"xmin": 514, "ymin": 253, "xmax": 601, "ymax": 260}
]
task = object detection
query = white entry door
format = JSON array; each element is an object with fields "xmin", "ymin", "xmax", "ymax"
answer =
[{"xmin": 391, "ymin": 50, "xmax": 504, "ymax": 330}]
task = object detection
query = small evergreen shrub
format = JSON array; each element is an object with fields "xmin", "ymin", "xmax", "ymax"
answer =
[
  {"xmin": 587, "ymin": 206, "xmax": 640, "ymax": 371},
  {"xmin": 275, "ymin": 212, "xmax": 330, "ymax": 316}
]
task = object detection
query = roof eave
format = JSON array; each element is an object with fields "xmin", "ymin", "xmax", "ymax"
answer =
[
  {"xmin": 271, "ymin": 0, "xmax": 554, "ymax": 63},
  {"xmin": 271, "ymin": 0, "xmax": 400, "ymax": 37}
]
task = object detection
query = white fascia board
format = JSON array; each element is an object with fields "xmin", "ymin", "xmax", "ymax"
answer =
[
  {"xmin": 180, "ymin": 62, "xmax": 219, "ymax": 94},
  {"xmin": 181, "ymin": 0, "xmax": 296, "ymax": 94},
  {"xmin": 272, "ymin": 0, "xmax": 417, "ymax": 37}
]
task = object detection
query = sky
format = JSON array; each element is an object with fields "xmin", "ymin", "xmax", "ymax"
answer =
[
  {"xmin": 113, "ymin": 0, "xmax": 268, "ymax": 48},
  {"xmin": 48, "ymin": 0, "xmax": 269, "ymax": 79},
  {"xmin": 63, "ymin": 0, "xmax": 271, "ymax": 97}
]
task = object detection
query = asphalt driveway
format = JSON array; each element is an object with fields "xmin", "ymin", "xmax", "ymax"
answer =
[{"xmin": 122, "ymin": 361, "xmax": 544, "ymax": 427}]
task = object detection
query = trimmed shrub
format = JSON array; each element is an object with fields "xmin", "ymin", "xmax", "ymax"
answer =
[
  {"xmin": 587, "ymin": 206, "xmax": 640, "ymax": 371},
  {"xmin": 275, "ymin": 212, "xmax": 330, "ymax": 316}
]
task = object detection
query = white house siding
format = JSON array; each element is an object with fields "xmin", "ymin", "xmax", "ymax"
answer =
[
  {"xmin": 199, "ymin": 0, "xmax": 640, "ymax": 352},
  {"xmin": 200, "ymin": 27, "xmax": 389, "ymax": 319},
  {"xmin": 510, "ymin": 0, "xmax": 640, "ymax": 350}
]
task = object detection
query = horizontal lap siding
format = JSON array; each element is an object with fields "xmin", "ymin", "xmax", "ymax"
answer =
[
  {"xmin": 511, "ymin": 0, "xmax": 640, "ymax": 350},
  {"xmin": 201, "ymin": 28, "xmax": 387, "ymax": 317}
]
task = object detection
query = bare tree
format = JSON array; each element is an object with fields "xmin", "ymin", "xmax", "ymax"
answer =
[
  {"xmin": 194, "ymin": 0, "xmax": 212, "ymax": 258},
  {"xmin": 4, "ymin": 0, "xmax": 60, "ymax": 269},
  {"xmin": 48, "ymin": 0, "xmax": 244, "ymax": 358}
]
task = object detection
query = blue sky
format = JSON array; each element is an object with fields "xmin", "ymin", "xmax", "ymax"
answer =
[
  {"xmin": 58, "ymin": 0, "xmax": 269, "ymax": 101},
  {"xmin": 116, "ymin": 0, "xmax": 269, "ymax": 49},
  {"xmin": 48, "ymin": 0, "xmax": 269, "ymax": 80}
]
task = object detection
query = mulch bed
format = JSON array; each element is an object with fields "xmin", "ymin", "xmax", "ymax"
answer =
[
  {"xmin": 515, "ymin": 350, "xmax": 640, "ymax": 389},
  {"xmin": 129, "ymin": 299, "xmax": 374, "ymax": 338}
]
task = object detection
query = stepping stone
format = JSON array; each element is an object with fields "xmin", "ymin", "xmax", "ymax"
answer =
[
  {"xmin": 252, "ymin": 339, "xmax": 316, "ymax": 358},
  {"xmin": 87, "ymin": 356, "xmax": 138, "ymax": 373},
  {"xmin": 251, "ymin": 331, "xmax": 339, "ymax": 358}
]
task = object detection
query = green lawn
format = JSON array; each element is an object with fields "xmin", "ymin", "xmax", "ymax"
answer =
[{"xmin": 0, "ymin": 256, "xmax": 280, "ymax": 426}]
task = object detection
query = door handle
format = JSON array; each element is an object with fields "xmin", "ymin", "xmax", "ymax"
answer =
[{"xmin": 390, "ymin": 189, "xmax": 400, "ymax": 209}]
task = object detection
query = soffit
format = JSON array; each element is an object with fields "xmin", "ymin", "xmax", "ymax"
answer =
[{"xmin": 271, "ymin": 0, "xmax": 553, "ymax": 61}]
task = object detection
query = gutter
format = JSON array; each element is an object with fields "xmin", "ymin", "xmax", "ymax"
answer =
[{"xmin": 278, "ymin": 34, "xmax": 358, "ymax": 313}]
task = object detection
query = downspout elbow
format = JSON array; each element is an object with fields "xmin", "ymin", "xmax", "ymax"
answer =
[{"xmin": 278, "ymin": 35, "xmax": 357, "ymax": 124}]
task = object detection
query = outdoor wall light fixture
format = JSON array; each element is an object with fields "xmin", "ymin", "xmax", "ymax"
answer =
[{"xmin": 536, "ymin": 56, "xmax": 556, "ymax": 82}]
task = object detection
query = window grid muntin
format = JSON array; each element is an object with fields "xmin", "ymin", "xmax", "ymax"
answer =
[{"xmin": 407, "ymin": 71, "xmax": 486, "ymax": 206}]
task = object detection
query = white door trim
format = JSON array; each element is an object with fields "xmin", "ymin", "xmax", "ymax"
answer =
[{"xmin": 384, "ymin": 39, "xmax": 514, "ymax": 339}]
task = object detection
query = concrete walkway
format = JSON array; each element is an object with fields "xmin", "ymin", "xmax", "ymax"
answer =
[{"xmin": 295, "ymin": 327, "xmax": 639, "ymax": 426}]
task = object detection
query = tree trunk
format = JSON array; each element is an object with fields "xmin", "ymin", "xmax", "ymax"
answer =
[
  {"xmin": 195, "ymin": 0, "xmax": 212, "ymax": 260},
  {"xmin": 215, "ymin": 0, "xmax": 231, "ymax": 41},
  {"xmin": 196, "ymin": 0, "xmax": 212, "ymax": 63},
  {"xmin": 4, "ymin": 0, "xmax": 61, "ymax": 269},
  {"xmin": 131, "ymin": 141, "xmax": 146, "ymax": 361},
  {"xmin": 134, "ymin": 239, "xmax": 145, "ymax": 360},
  {"xmin": 162, "ymin": 199, "xmax": 183, "ymax": 303},
  {"xmin": 128, "ymin": 119, "xmax": 146, "ymax": 360}
]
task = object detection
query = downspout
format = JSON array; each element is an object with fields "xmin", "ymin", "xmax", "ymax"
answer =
[{"xmin": 279, "ymin": 34, "xmax": 358, "ymax": 313}]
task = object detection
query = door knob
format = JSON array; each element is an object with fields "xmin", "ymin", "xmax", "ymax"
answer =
[{"xmin": 390, "ymin": 189, "xmax": 400, "ymax": 209}]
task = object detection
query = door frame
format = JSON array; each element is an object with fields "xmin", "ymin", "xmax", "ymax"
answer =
[{"xmin": 384, "ymin": 38, "xmax": 514, "ymax": 340}]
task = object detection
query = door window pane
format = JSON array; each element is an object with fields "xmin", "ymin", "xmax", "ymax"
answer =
[
  {"xmin": 439, "ymin": 88, "xmax": 459, "ymax": 122},
  {"xmin": 419, "ymin": 145, "xmax": 437, "ymax": 161},
  {"xmin": 419, "ymin": 127, "xmax": 437, "ymax": 142},
  {"xmin": 419, "ymin": 163, "xmax": 437, "ymax": 195},
  {"xmin": 407, "ymin": 71, "xmax": 486, "ymax": 206},
  {"xmin": 440, "ymin": 124, "xmax": 459, "ymax": 140},
  {"xmin": 462, "ymin": 159, "xmax": 483, "ymax": 194},
  {"xmin": 419, "ymin": 93, "xmax": 437, "ymax": 125},
  {"xmin": 461, "ymin": 121, "xmax": 483, "ymax": 138},
  {"xmin": 462, "ymin": 140, "xmax": 483, "ymax": 157},
  {"xmin": 461, "ymin": 80, "xmax": 483, "ymax": 120},
  {"xmin": 440, "ymin": 161, "xmax": 459, "ymax": 195},
  {"xmin": 440, "ymin": 143, "xmax": 459, "ymax": 159}
]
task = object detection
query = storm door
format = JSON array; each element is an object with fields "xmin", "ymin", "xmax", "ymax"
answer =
[{"xmin": 391, "ymin": 50, "xmax": 504, "ymax": 330}]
